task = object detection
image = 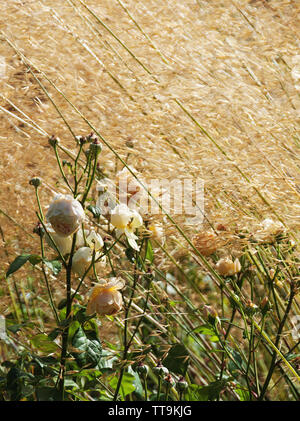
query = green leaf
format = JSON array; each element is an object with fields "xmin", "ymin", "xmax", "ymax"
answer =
[
  {"xmin": 6, "ymin": 254, "xmax": 43, "ymax": 277},
  {"xmin": 228, "ymin": 349, "xmax": 245, "ymax": 378},
  {"xmin": 144, "ymin": 240, "xmax": 154, "ymax": 264},
  {"xmin": 163, "ymin": 344, "xmax": 189, "ymax": 376},
  {"xmin": 6, "ymin": 254, "xmax": 30, "ymax": 277},
  {"xmin": 71, "ymin": 327, "xmax": 102, "ymax": 368},
  {"xmin": 68, "ymin": 321, "xmax": 81, "ymax": 344},
  {"xmin": 76, "ymin": 369, "xmax": 103, "ymax": 381},
  {"xmin": 87, "ymin": 205, "xmax": 101, "ymax": 219},
  {"xmin": 185, "ymin": 380, "xmax": 228, "ymax": 401},
  {"xmin": 6, "ymin": 367, "xmax": 33, "ymax": 401},
  {"xmin": 125, "ymin": 247, "xmax": 135, "ymax": 263},
  {"xmin": 44, "ymin": 259, "xmax": 62, "ymax": 276},
  {"xmin": 64, "ymin": 378, "xmax": 79, "ymax": 390},
  {"xmin": 128, "ymin": 365, "xmax": 143, "ymax": 397},
  {"xmin": 28, "ymin": 254, "xmax": 42, "ymax": 266},
  {"xmin": 193, "ymin": 324, "xmax": 219, "ymax": 342},
  {"xmin": 30, "ymin": 334, "xmax": 60, "ymax": 354},
  {"xmin": 235, "ymin": 385, "xmax": 250, "ymax": 401},
  {"xmin": 109, "ymin": 373, "xmax": 136, "ymax": 399}
]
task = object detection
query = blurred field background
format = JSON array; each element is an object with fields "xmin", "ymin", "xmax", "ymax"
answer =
[{"xmin": 0, "ymin": 0, "xmax": 299, "ymax": 400}]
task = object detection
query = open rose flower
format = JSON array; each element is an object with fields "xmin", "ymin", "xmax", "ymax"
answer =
[
  {"xmin": 110, "ymin": 204, "xmax": 143, "ymax": 251},
  {"xmin": 216, "ymin": 257, "xmax": 241, "ymax": 277},
  {"xmin": 86, "ymin": 278, "xmax": 125, "ymax": 316},
  {"xmin": 72, "ymin": 246, "xmax": 106, "ymax": 278},
  {"xmin": 46, "ymin": 194, "xmax": 85, "ymax": 237}
]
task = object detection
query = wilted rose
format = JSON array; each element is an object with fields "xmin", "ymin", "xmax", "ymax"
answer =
[{"xmin": 193, "ymin": 231, "xmax": 219, "ymax": 257}]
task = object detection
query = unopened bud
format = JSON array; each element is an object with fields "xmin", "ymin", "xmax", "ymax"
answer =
[
  {"xmin": 90, "ymin": 138, "xmax": 102, "ymax": 157},
  {"xmin": 216, "ymin": 257, "xmax": 241, "ymax": 277},
  {"xmin": 176, "ymin": 376, "xmax": 188, "ymax": 392},
  {"xmin": 33, "ymin": 222, "xmax": 44, "ymax": 237},
  {"xmin": 201, "ymin": 304, "xmax": 219, "ymax": 325},
  {"xmin": 153, "ymin": 362, "xmax": 169, "ymax": 377},
  {"xmin": 125, "ymin": 137, "xmax": 136, "ymax": 148},
  {"xmin": 75, "ymin": 135, "xmax": 87, "ymax": 145},
  {"xmin": 86, "ymin": 132, "xmax": 97, "ymax": 142},
  {"xmin": 136, "ymin": 362, "xmax": 149, "ymax": 377},
  {"xmin": 244, "ymin": 299, "xmax": 258, "ymax": 316},
  {"xmin": 29, "ymin": 177, "xmax": 41, "ymax": 188},
  {"xmin": 202, "ymin": 304, "xmax": 218, "ymax": 319},
  {"xmin": 48, "ymin": 135, "xmax": 59, "ymax": 147},
  {"xmin": 260, "ymin": 297, "xmax": 271, "ymax": 314},
  {"xmin": 163, "ymin": 374, "xmax": 175, "ymax": 388}
]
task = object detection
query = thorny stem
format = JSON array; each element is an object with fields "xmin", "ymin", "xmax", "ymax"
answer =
[
  {"xmin": 81, "ymin": 152, "xmax": 96, "ymax": 205},
  {"xmin": 259, "ymin": 285, "xmax": 296, "ymax": 400},
  {"xmin": 34, "ymin": 186, "xmax": 44, "ymax": 221},
  {"xmin": 157, "ymin": 376, "xmax": 162, "ymax": 401},
  {"xmin": 143, "ymin": 375, "xmax": 148, "ymax": 401},
  {"xmin": 113, "ymin": 240, "xmax": 146, "ymax": 401},
  {"xmin": 54, "ymin": 144, "xmax": 74, "ymax": 193},
  {"xmin": 113, "ymin": 263, "xmax": 140, "ymax": 401},
  {"xmin": 40, "ymin": 236, "xmax": 59, "ymax": 324},
  {"xmin": 58, "ymin": 232, "xmax": 77, "ymax": 400},
  {"xmin": 36, "ymin": 212, "xmax": 67, "ymax": 268},
  {"xmin": 74, "ymin": 143, "xmax": 83, "ymax": 196}
]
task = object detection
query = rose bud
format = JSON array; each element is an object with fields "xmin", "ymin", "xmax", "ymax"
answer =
[
  {"xmin": 72, "ymin": 246, "xmax": 106, "ymax": 278},
  {"xmin": 46, "ymin": 194, "xmax": 85, "ymax": 237}
]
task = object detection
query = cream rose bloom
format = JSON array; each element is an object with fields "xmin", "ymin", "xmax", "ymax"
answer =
[
  {"xmin": 46, "ymin": 194, "xmax": 85, "ymax": 237},
  {"xmin": 72, "ymin": 246, "xmax": 106, "ymax": 278},
  {"xmin": 44, "ymin": 223, "xmax": 73, "ymax": 256},
  {"xmin": 216, "ymin": 257, "xmax": 241, "ymax": 277},
  {"xmin": 86, "ymin": 278, "xmax": 125, "ymax": 316},
  {"xmin": 110, "ymin": 204, "xmax": 143, "ymax": 251}
]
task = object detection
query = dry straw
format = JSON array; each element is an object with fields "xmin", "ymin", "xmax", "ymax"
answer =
[{"xmin": 0, "ymin": 0, "xmax": 299, "ymax": 299}]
